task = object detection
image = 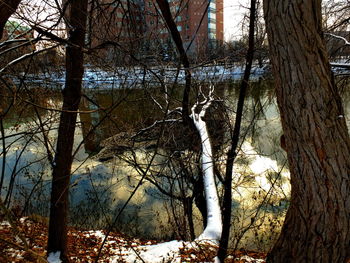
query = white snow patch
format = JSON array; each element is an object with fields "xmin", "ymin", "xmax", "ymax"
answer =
[
  {"xmin": 86, "ymin": 230, "xmax": 105, "ymax": 240},
  {"xmin": 0, "ymin": 221, "xmax": 11, "ymax": 227},
  {"xmin": 237, "ymin": 255, "xmax": 265, "ymax": 262},
  {"xmin": 118, "ymin": 240, "xmax": 186, "ymax": 263},
  {"xmin": 6, "ymin": 247, "xmax": 24, "ymax": 260},
  {"xmin": 20, "ymin": 217, "xmax": 28, "ymax": 224},
  {"xmin": 47, "ymin": 251, "xmax": 62, "ymax": 263}
]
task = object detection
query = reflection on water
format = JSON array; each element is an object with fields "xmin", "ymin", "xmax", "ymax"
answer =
[{"xmin": 0, "ymin": 79, "xmax": 297, "ymax": 250}]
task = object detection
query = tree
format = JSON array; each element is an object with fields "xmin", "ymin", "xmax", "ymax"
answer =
[
  {"xmin": 264, "ymin": 0, "xmax": 350, "ymax": 262},
  {"xmin": 218, "ymin": 0, "xmax": 257, "ymax": 261},
  {"xmin": 47, "ymin": 0, "xmax": 88, "ymax": 261}
]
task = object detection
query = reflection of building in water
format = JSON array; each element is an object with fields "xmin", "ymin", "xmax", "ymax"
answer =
[
  {"xmin": 90, "ymin": 0, "xmax": 224, "ymax": 63},
  {"xmin": 79, "ymin": 96, "xmax": 101, "ymax": 154}
]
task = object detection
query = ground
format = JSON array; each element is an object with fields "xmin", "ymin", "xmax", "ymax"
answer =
[{"xmin": 0, "ymin": 216, "xmax": 266, "ymax": 263}]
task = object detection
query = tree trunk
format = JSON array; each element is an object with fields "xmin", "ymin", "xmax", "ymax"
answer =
[
  {"xmin": 194, "ymin": 170, "xmax": 207, "ymax": 229},
  {"xmin": 192, "ymin": 93, "xmax": 222, "ymax": 242},
  {"xmin": 47, "ymin": 0, "xmax": 88, "ymax": 261},
  {"xmin": 183, "ymin": 197, "xmax": 195, "ymax": 240},
  {"xmin": 218, "ymin": 0, "xmax": 256, "ymax": 261},
  {"xmin": 264, "ymin": 0, "xmax": 350, "ymax": 262}
]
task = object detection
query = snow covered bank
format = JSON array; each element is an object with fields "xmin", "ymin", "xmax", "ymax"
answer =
[
  {"xmin": 11, "ymin": 59, "xmax": 350, "ymax": 90},
  {"xmin": 12, "ymin": 64, "xmax": 268, "ymax": 89},
  {"xmin": 0, "ymin": 217, "xmax": 266, "ymax": 262}
]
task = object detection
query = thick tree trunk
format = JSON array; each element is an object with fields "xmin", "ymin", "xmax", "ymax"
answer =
[
  {"xmin": 47, "ymin": 1, "xmax": 88, "ymax": 261},
  {"xmin": 264, "ymin": 0, "xmax": 350, "ymax": 262}
]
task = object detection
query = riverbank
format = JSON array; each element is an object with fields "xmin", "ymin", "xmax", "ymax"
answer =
[
  {"xmin": 7, "ymin": 63, "xmax": 268, "ymax": 90},
  {"xmin": 0, "ymin": 214, "xmax": 266, "ymax": 262}
]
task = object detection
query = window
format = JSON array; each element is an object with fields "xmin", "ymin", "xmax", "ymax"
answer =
[
  {"xmin": 177, "ymin": 25, "xmax": 182, "ymax": 31},
  {"xmin": 209, "ymin": 32, "xmax": 216, "ymax": 39},
  {"xmin": 208, "ymin": 23, "xmax": 216, "ymax": 29},
  {"xmin": 208, "ymin": 18, "xmax": 216, "ymax": 24},
  {"xmin": 208, "ymin": 12, "xmax": 216, "ymax": 20},
  {"xmin": 208, "ymin": 7, "xmax": 216, "ymax": 13}
]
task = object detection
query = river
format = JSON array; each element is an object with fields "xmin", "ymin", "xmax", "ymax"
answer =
[{"xmin": 1, "ymin": 74, "xmax": 348, "ymax": 250}]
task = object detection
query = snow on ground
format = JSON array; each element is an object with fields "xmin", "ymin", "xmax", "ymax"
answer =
[
  {"xmin": 16, "ymin": 64, "xmax": 268, "ymax": 89},
  {"xmin": 239, "ymin": 255, "xmax": 265, "ymax": 263},
  {"xmin": 12, "ymin": 60, "xmax": 350, "ymax": 89},
  {"xmin": 117, "ymin": 240, "xmax": 186, "ymax": 263},
  {"xmin": 47, "ymin": 252, "xmax": 62, "ymax": 263},
  {"xmin": 0, "ymin": 217, "xmax": 266, "ymax": 262}
]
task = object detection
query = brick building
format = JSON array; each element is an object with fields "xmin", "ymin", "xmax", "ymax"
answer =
[
  {"xmin": 88, "ymin": 0, "xmax": 144, "ymax": 63},
  {"xmin": 91, "ymin": 0, "xmax": 224, "ymax": 63},
  {"xmin": 144, "ymin": 0, "xmax": 224, "ymax": 58}
]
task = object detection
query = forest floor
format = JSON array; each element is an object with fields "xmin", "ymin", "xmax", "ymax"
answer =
[{"xmin": 0, "ymin": 216, "xmax": 266, "ymax": 263}]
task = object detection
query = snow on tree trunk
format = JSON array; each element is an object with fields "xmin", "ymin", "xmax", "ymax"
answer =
[{"xmin": 191, "ymin": 90, "xmax": 222, "ymax": 242}]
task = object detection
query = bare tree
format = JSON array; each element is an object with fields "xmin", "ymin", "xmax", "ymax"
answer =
[
  {"xmin": 218, "ymin": 0, "xmax": 257, "ymax": 261},
  {"xmin": 47, "ymin": 0, "xmax": 88, "ymax": 261}
]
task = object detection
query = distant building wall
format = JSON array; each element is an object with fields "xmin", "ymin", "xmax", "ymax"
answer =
[
  {"xmin": 90, "ymin": 0, "xmax": 224, "ymax": 63},
  {"xmin": 89, "ymin": 0, "xmax": 144, "ymax": 64}
]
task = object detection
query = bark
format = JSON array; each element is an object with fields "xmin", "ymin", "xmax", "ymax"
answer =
[
  {"xmin": 218, "ymin": 0, "xmax": 256, "ymax": 261},
  {"xmin": 194, "ymin": 169, "xmax": 207, "ymax": 228},
  {"xmin": 264, "ymin": 0, "xmax": 350, "ymax": 262},
  {"xmin": 183, "ymin": 197, "xmax": 195, "ymax": 240},
  {"xmin": 0, "ymin": 0, "xmax": 21, "ymax": 38},
  {"xmin": 47, "ymin": 0, "xmax": 88, "ymax": 261}
]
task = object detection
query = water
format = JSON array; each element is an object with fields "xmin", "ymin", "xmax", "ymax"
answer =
[{"xmin": 0, "ymin": 77, "xmax": 300, "ymax": 250}]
